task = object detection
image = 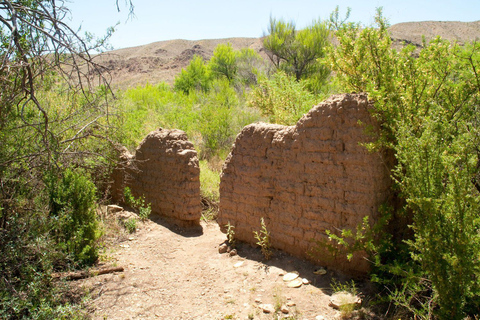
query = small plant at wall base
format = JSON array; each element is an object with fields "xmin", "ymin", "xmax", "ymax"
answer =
[
  {"xmin": 226, "ymin": 222, "xmax": 236, "ymax": 248},
  {"xmin": 253, "ymin": 217, "xmax": 272, "ymax": 260},
  {"xmin": 124, "ymin": 187, "xmax": 151, "ymax": 221},
  {"xmin": 124, "ymin": 218, "xmax": 137, "ymax": 234}
]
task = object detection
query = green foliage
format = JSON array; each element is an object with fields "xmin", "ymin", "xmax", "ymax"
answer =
[
  {"xmin": 124, "ymin": 218, "xmax": 137, "ymax": 234},
  {"xmin": 199, "ymin": 160, "xmax": 220, "ymax": 203},
  {"xmin": 331, "ymin": 279, "xmax": 358, "ymax": 296},
  {"xmin": 263, "ymin": 17, "xmax": 331, "ymax": 90},
  {"xmin": 327, "ymin": 9, "xmax": 480, "ymax": 319},
  {"xmin": 253, "ymin": 218, "xmax": 272, "ymax": 260},
  {"xmin": 235, "ymin": 48, "xmax": 266, "ymax": 86},
  {"xmin": 119, "ymin": 80, "xmax": 261, "ymax": 159},
  {"xmin": 248, "ymin": 71, "xmax": 318, "ymax": 125},
  {"xmin": 174, "ymin": 55, "xmax": 212, "ymax": 94},
  {"xmin": 226, "ymin": 221, "xmax": 236, "ymax": 248},
  {"xmin": 327, "ymin": 5, "xmax": 353, "ymax": 31},
  {"xmin": 46, "ymin": 168, "xmax": 100, "ymax": 265},
  {"xmin": 209, "ymin": 43, "xmax": 237, "ymax": 82},
  {"xmin": 124, "ymin": 187, "xmax": 151, "ymax": 221}
]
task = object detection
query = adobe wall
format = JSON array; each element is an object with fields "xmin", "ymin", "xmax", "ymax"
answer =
[
  {"xmin": 218, "ymin": 94, "xmax": 391, "ymax": 274},
  {"xmin": 111, "ymin": 129, "xmax": 201, "ymax": 226}
]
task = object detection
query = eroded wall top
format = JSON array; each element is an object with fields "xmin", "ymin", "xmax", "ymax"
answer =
[{"xmin": 112, "ymin": 128, "xmax": 201, "ymax": 225}]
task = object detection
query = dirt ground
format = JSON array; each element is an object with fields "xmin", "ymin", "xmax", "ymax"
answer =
[{"xmin": 78, "ymin": 210, "xmax": 349, "ymax": 320}]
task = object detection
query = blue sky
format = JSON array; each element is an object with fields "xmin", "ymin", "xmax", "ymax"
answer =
[{"xmin": 67, "ymin": 0, "xmax": 480, "ymax": 50}]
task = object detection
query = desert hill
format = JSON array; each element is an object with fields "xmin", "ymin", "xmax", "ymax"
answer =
[{"xmin": 94, "ymin": 21, "xmax": 480, "ymax": 90}]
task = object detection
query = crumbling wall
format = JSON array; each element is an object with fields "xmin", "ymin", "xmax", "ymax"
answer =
[
  {"xmin": 112, "ymin": 129, "xmax": 201, "ymax": 225},
  {"xmin": 218, "ymin": 94, "xmax": 391, "ymax": 274}
]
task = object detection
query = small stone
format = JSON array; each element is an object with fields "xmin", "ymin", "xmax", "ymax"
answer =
[
  {"xmin": 283, "ymin": 272, "xmax": 299, "ymax": 282},
  {"xmin": 128, "ymin": 237, "xmax": 135, "ymax": 241},
  {"xmin": 329, "ymin": 291, "xmax": 362, "ymax": 310},
  {"xmin": 107, "ymin": 205, "xmax": 123, "ymax": 214},
  {"xmin": 286, "ymin": 301, "xmax": 296, "ymax": 307},
  {"xmin": 259, "ymin": 304, "xmax": 275, "ymax": 314},
  {"xmin": 229, "ymin": 249, "xmax": 237, "ymax": 257},
  {"xmin": 313, "ymin": 267, "xmax": 327, "ymax": 275},
  {"xmin": 268, "ymin": 266, "xmax": 285, "ymax": 276},
  {"xmin": 302, "ymin": 278, "xmax": 310, "ymax": 285},
  {"xmin": 254, "ymin": 297, "xmax": 262, "ymax": 303},
  {"xmin": 218, "ymin": 243, "xmax": 228, "ymax": 254},
  {"xmin": 315, "ymin": 316, "xmax": 325, "ymax": 320},
  {"xmin": 226, "ymin": 246, "xmax": 232, "ymax": 253},
  {"xmin": 234, "ymin": 261, "xmax": 244, "ymax": 268},
  {"xmin": 119, "ymin": 244, "xmax": 130, "ymax": 248},
  {"xmin": 280, "ymin": 305, "xmax": 289, "ymax": 314},
  {"xmin": 286, "ymin": 278, "xmax": 303, "ymax": 288}
]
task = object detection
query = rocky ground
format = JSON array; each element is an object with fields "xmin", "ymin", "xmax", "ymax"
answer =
[{"xmin": 77, "ymin": 208, "xmax": 368, "ymax": 320}]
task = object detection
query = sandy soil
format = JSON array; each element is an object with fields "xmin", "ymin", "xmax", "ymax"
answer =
[{"xmin": 78, "ymin": 211, "xmax": 345, "ymax": 320}]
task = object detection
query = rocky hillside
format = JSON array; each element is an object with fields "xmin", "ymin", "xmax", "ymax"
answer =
[{"xmin": 94, "ymin": 21, "xmax": 480, "ymax": 90}]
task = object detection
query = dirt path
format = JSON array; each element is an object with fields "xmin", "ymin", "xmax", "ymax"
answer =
[{"xmin": 79, "ymin": 212, "xmax": 342, "ymax": 320}]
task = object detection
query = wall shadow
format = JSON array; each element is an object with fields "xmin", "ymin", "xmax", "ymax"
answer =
[{"xmin": 148, "ymin": 213, "xmax": 203, "ymax": 238}]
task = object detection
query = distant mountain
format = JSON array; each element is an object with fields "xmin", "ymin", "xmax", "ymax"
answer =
[{"xmin": 93, "ymin": 21, "xmax": 480, "ymax": 90}]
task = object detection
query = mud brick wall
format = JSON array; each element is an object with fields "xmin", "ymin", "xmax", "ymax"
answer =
[
  {"xmin": 112, "ymin": 129, "xmax": 201, "ymax": 225},
  {"xmin": 218, "ymin": 94, "xmax": 391, "ymax": 274}
]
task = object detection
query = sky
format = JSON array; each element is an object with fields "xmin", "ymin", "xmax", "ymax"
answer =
[{"xmin": 67, "ymin": 0, "xmax": 480, "ymax": 50}]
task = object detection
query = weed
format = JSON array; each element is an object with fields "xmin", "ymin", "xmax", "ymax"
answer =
[
  {"xmin": 330, "ymin": 278, "xmax": 358, "ymax": 296},
  {"xmin": 201, "ymin": 208, "xmax": 217, "ymax": 222},
  {"xmin": 331, "ymin": 278, "xmax": 359, "ymax": 317},
  {"xmin": 226, "ymin": 221, "xmax": 236, "ymax": 248},
  {"xmin": 253, "ymin": 217, "xmax": 272, "ymax": 260},
  {"xmin": 273, "ymin": 286, "xmax": 286, "ymax": 312},
  {"xmin": 124, "ymin": 218, "xmax": 137, "ymax": 234},
  {"xmin": 124, "ymin": 187, "xmax": 151, "ymax": 221},
  {"xmin": 138, "ymin": 203, "xmax": 151, "ymax": 221}
]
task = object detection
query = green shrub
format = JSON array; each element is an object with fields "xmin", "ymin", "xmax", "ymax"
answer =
[
  {"xmin": 124, "ymin": 187, "xmax": 151, "ymax": 221},
  {"xmin": 248, "ymin": 71, "xmax": 318, "ymax": 125},
  {"xmin": 235, "ymin": 48, "xmax": 266, "ymax": 86},
  {"xmin": 263, "ymin": 17, "xmax": 331, "ymax": 88},
  {"xmin": 174, "ymin": 55, "xmax": 212, "ymax": 94},
  {"xmin": 199, "ymin": 160, "xmax": 220, "ymax": 203},
  {"xmin": 327, "ymin": 9, "xmax": 480, "ymax": 319},
  {"xmin": 209, "ymin": 43, "xmax": 237, "ymax": 82},
  {"xmin": 119, "ymin": 79, "xmax": 261, "ymax": 160},
  {"xmin": 124, "ymin": 218, "xmax": 137, "ymax": 233},
  {"xmin": 46, "ymin": 167, "xmax": 100, "ymax": 265}
]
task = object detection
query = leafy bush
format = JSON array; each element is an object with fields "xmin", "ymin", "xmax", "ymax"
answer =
[
  {"xmin": 174, "ymin": 55, "xmax": 212, "ymax": 94},
  {"xmin": 248, "ymin": 71, "xmax": 319, "ymax": 125},
  {"xmin": 235, "ymin": 48, "xmax": 267, "ymax": 86},
  {"xmin": 209, "ymin": 43, "xmax": 237, "ymax": 82},
  {"xmin": 119, "ymin": 79, "xmax": 261, "ymax": 159},
  {"xmin": 46, "ymin": 168, "xmax": 100, "ymax": 265},
  {"xmin": 124, "ymin": 187, "xmax": 151, "ymax": 221},
  {"xmin": 199, "ymin": 160, "xmax": 220, "ymax": 203},
  {"xmin": 124, "ymin": 218, "xmax": 137, "ymax": 233},
  {"xmin": 327, "ymin": 9, "xmax": 480, "ymax": 319},
  {"xmin": 263, "ymin": 17, "xmax": 331, "ymax": 90}
]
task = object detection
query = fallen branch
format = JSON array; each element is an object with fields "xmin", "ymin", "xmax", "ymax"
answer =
[{"xmin": 53, "ymin": 266, "xmax": 125, "ymax": 281}]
